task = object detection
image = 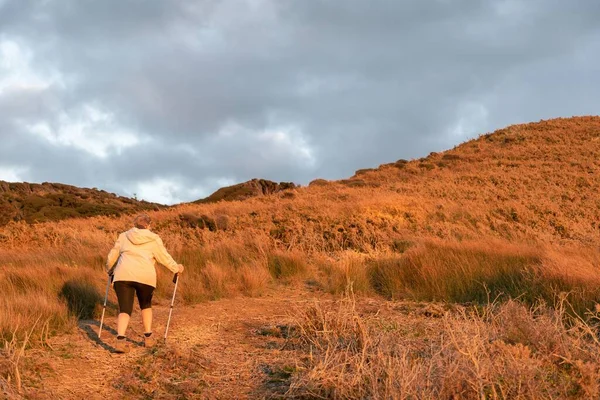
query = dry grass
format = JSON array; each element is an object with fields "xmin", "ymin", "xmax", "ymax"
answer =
[
  {"xmin": 287, "ymin": 293, "xmax": 600, "ymax": 399},
  {"xmin": 366, "ymin": 241, "xmax": 600, "ymax": 315},
  {"xmin": 318, "ymin": 251, "xmax": 373, "ymax": 295},
  {"xmin": 267, "ymin": 250, "xmax": 308, "ymax": 281}
]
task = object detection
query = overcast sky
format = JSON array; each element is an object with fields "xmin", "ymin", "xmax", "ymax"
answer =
[{"xmin": 1, "ymin": 0, "xmax": 599, "ymax": 204}]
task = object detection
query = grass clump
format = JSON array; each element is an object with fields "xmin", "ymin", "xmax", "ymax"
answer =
[
  {"xmin": 318, "ymin": 252, "xmax": 372, "ymax": 295},
  {"xmin": 367, "ymin": 242, "xmax": 600, "ymax": 316},
  {"xmin": 0, "ymin": 265, "xmax": 102, "ymax": 343},
  {"xmin": 267, "ymin": 251, "xmax": 307, "ymax": 280},
  {"xmin": 238, "ymin": 262, "xmax": 272, "ymax": 296}
]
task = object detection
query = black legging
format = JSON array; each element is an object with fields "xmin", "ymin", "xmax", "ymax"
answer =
[{"xmin": 113, "ymin": 281, "xmax": 155, "ymax": 316}]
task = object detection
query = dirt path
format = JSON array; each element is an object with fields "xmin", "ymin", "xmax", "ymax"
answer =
[{"xmin": 24, "ymin": 286, "xmax": 327, "ymax": 399}]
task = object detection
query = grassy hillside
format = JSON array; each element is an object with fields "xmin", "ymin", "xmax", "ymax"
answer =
[
  {"xmin": 0, "ymin": 181, "xmax": 162, "ymax": 226},
  {"xmin": 2, "ymin": 116, "xmax": 600, "ymax": 396},
  {"xmin": 338, "ymin": 115, "xmax": 600, "ymax": 244}
]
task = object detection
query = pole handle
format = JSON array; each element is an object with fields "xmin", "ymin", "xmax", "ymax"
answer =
[{"xmin": 172, "ymin": 273, "xmax": 179, "ymax": 284}]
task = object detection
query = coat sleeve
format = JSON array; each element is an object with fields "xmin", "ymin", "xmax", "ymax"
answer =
[
  {"xmin": 106, "ymin": 234, "xmax": 123, "ymax": 273},
  {"xmin": 152, "ymin": 237, "xmax": 180, "ymax": 274}
]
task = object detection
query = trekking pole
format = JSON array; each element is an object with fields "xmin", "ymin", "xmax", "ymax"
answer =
[
  {"xmin": 98, "ymin": 274, "xmax": 112, "ymax": 339},
  {"xmin": 164, "ymin": 273, "xmax": 180, "ymax": 343}
]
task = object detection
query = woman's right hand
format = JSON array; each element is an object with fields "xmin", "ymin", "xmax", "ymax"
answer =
[{"xmin": 177, "ymin": 264, "xmax": 185, "ymax": 274}]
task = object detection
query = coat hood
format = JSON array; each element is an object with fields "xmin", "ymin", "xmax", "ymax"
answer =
[{"xmin": 125, "ymin": 228, "xmax": 158, "ymax": 245}]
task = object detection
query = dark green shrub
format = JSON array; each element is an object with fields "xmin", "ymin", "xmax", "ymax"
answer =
[{"xmin": 60, "ymin": 280, "xmax": 102, "ymax": 319}]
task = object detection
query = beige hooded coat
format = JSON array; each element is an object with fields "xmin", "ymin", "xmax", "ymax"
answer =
[{"xmin": 106, "ymin": 228, "xmax": 179, "ymax": 288}]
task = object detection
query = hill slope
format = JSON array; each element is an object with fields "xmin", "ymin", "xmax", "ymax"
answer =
[
  {"xmin": 169, "ymin": 116, "xmax": 600, "ymax": 249},
  {"xmin": 334, "ymin": 115, "xmax": 600, "ymax": 243},
  {"xmin": 3, "ymin": 116, "xmax": 598, "ymax": 246},
  {"xmin": 0, "ymin": 181, "xmax": 162, "ymax": 226},
  {"xmin": 6, "ymin": 116, "xmax": 598, "ymax": 243}
]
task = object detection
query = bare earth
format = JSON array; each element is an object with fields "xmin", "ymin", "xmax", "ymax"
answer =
[{"xmin": 24, "ymin": 286, "xmax": 327, "ymax": 400}]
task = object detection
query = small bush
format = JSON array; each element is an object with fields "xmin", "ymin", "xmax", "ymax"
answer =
[
  {"xmin": 59, "ymin": 279, "xmax": 102, "ymax": 319},
  {"xmin": 308, "ymin": 179, "xmax": 329, "ymax": 187},
  {"xmin": 442, "ymin": 154, "xmax": 461, "ymax": 161},
  {"xmin": 215, "ymin": 214, "xmax": 230, "ymax": 231},
  {"xmin": 354, "ymin": 168, "xmax": 376, "ymax": 176},
  {"xmin": 394, "ymin": 159, "xmax": 408, "ymax": 168},
  {"xmin": 178, "ymin": 213, "xmax": 217, "ymax": 231},
  {"xmin": 340, "ymin": 179, "xmax": 366, "ymax": 188},
  {"xmin": 391, "ymin": 239, "xmax": 412, "ymax": 253}
]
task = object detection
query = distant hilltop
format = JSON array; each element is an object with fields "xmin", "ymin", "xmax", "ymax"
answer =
[
  {"xmin": 0, "ymin": 178, "xmax": 298, "ymax": 226},
  {"xmin": 0, "ymin": 181, "xmax": 161, "ymax": 225},
  {"xmin": 194, "ymin": 179, "xmax": 297, "ymax": 204}
]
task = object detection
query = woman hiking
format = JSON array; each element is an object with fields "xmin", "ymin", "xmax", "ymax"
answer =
[{"xmin": 106, "ymin": 213, "xmax": 184, "ymax": 353}]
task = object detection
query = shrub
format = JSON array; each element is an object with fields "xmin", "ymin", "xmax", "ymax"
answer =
[
  {"xmin": 178, "ymin": 213, "xmax": 218, "ymax": 231},
  {"xmin": 59, "ymin": 279, "xmax": 102, "ymax": 319},
  {"xmin": 391, "ymin": 239, "xmax": 412, "ymax": 253},
  {"xmin": 442, "ymin": 154, "xmax": 461, "ymax": 161},
  {"xmin": 394, "ymin": 159, "xmax": 408, "ymax": 168},
  {"xmin": 354, "ymin": 168, "xmax": 376, "ymax": 176},
  {"xmin": 340, "ymin": 179, "xmax": 366, "ymax": 188},
  {"xmin": 309, "ymin": 179, "xmax": 329, "ymax": 187},
  {"xmin": 215, "ymin": 214, "xmax": 230, "ymax": 231}
]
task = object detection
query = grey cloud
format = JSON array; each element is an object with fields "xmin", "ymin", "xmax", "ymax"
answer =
[{"xmin": 1, "ymin": 0, "xmax": 599, "ymax": 203}]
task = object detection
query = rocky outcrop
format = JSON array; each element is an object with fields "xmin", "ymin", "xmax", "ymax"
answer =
[{"xmin": 195, "ymin": 179, "xmax": 297, "ymax": 204}]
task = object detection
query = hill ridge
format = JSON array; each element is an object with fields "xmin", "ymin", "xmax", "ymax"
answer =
[
  {"xmin": 2, "ymin": 115, "xmax": 599, "ymax": 232},
  {"xmin": 0, "ymin": 180, "xmax": 162, "ymax": 226}
]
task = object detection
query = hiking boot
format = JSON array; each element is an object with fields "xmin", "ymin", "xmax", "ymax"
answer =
[
  {"xmin": 114, "ymin": 339, "xmax": 131, "ymax": 354},
  {"xmin": 144, "ymin": 335, "xmax": 155, "ymax": 348}
]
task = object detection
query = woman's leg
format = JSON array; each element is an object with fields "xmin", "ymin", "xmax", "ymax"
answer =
[
  {"xmin": 134, "ymin": 282, "xmax": 155, "ymax": 342},
  {"xmin": 141, "ymin": 308, "xmax": 152, "ymax": 333},
  {"xmin": 117, "ymin": 313, "xmax": 130, "ymax": 337},
  {"xmin": 113, "ymin": 281, "xmax": 136, "ymax": 337}
]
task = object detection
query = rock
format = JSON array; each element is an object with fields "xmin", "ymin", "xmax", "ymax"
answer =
[{"xmin": 195, "ymin": 179, "xmax": 297, "ymax": 203}]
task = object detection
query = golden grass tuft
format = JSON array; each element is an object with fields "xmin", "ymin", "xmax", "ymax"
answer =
[
  {"xmin": 366, "ymin": 241, "xmax": 600, "ymax": 315},
  {"xmin": 318, "ymin": 252, "xmax": 372, "ymax": 295},
  {"xmin": 267, "ymin": 251, "xmax": 308, "ymax": 281},
  {"xmin": 238, "ymin": 262, "xmax": 272, "ymax": 297}
]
